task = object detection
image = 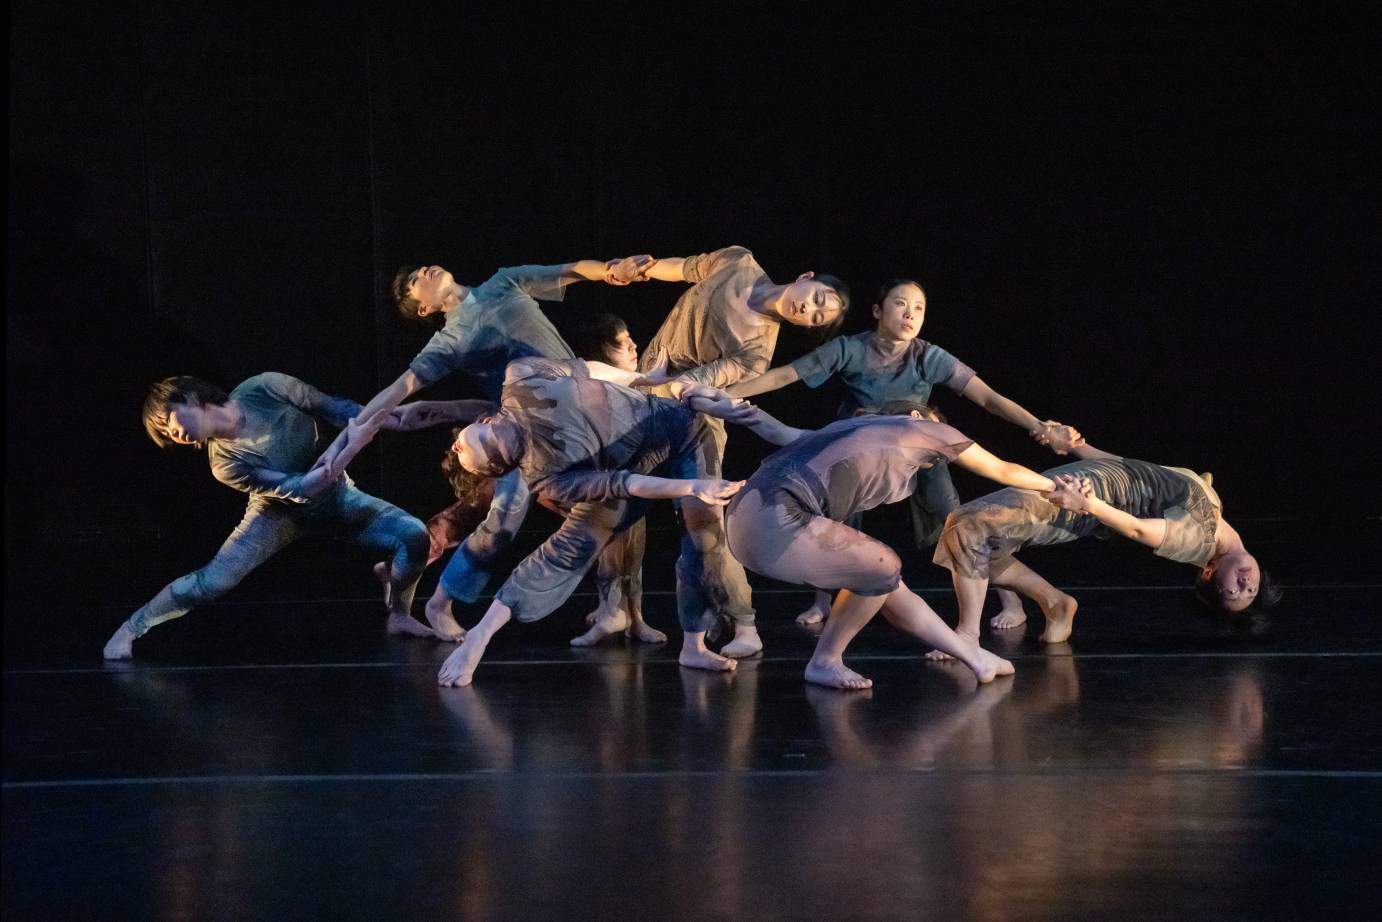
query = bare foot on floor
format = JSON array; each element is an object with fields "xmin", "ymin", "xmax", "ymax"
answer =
[
  {"xmin": 804, "ymin": 657, "xmax": 873, "ymax": 690},
  {"xmin": 438, "ymin": 638, "xmax": 483, "ymax": 687},
  {"xmin": 967, "ymin": 646, "xmax": 1016, "ymax": 684},
  {"xmin": 386, "ymin": 612, "xmax": 436, "ymax": 638},
  {"xmin": 795, "ymin": 601, "xmax": 829, "ymax": 626},
  {"xmin": 926, "ymin": 629, "xmax": 980, "ymax": 662},
  {"xmin": 103, "ymin": 623, "xmax": 135, "ymax": 660},
  {"xmin": 721, "ymin": 625, "xmax": 763, "ymax": 659},
  {"xmin": 626, "ymin": 618, "xmax": 667, "ymax": 644},
  {"xmin": 426, "ymin": 603, "xmax": 467, "ymax": 643},
  {"xmin": 679, "ymin": 646, "xmax": 738, "ymax": 672},
  {"xmin": 1038, "ymin": 592, "xmax": 1078, "ymax": 644},
  {"xmin": 990, "ymin": 606, "xmax": 1028, "ymax": 630},
  {"xmin": 571, "ymin": 608, "xmax": 630, "ymax": 646},
  {"xmin": 373, "ymin": 561, "xmax": 393, "ymax": 609}
]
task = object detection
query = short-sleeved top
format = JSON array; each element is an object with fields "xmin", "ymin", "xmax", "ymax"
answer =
[
  {"xmin": 496, "ymin": 358, "xmax": 695, "ymax": 508},
  {"xmin": 749, "ymin": 416, "xmax": 975, "ymax": 520},
  {"xmin": 208, "ymin": 373, "xmax": 362, "ymax": 504},
  {"xmin": 638, "ymin": 246, "xmax": 779, "ymax": 389},
  {"xmin": 1042, "ymin": 458, "xmax": 1223, "ymax": 565},
  {"xmin": 789, "ymin": 332, "xmax": 977, "ymax": 411},
  {"xmin": 408, "ymin": 265, "xmax": 577, "ymax": 400}
]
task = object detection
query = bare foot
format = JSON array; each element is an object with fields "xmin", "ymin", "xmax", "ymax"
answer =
[
  {"xmin": 679, "ymin": 646, "xmax": 738, "ymax": 672},
  {"xmin": 438, "ymin": 637, "xmax": 485, "ymax": 687},
  {"xmin": 1038, "ymin": 592, "xmax": 1079, "ymax": 644},
  {"xmin": 967, "ymin": 646, "xmax": 1016, "ymax": 684},
  {"xmin": 625, "ymin": 617, "xmax": 667, "ymax": 644},
  {"xmin": 425, "ymin": 599, "xmax": 467, "ymax": 643},
  {"xmin": 990, "ymin": 606, "xmax": 1028, "ymax": 630},
  {"xmin": 103, "ymin": 622, "xmax": 135, "ymax": 660},
  {"xmin": 386, "ymin": 612, "xmax": 436, "ymax": 638},
  {"xmin": 570, "ymin": 607, "xmax": 630, "ymax": 647},
  {"xmin": 926, "ymin": 629, "xmax": 980, "ymax": 662},
  {"xmin": 804, "ymin": 657, "xmax": 873, "ymax": 690},
  {"xmin": 373, "ymin": 561, "xmax": 393, "ymax": 609},
  {"xmin": 720, "ymin": 624, "xmax": 763, "ymax": 659},
  {"xmin": 795, "ymin": 601, "xmax": 829, "ymax": 626}
]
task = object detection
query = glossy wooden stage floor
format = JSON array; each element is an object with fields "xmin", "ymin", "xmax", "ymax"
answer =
[{"xmin": 5, "ymin": 521, "xmax": 1381, "ymax": 920}]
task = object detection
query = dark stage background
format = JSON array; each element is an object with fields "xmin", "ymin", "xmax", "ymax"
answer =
[{"xmin": 7, "ymin": 3, "xmax": 1380, "ymax": 637}]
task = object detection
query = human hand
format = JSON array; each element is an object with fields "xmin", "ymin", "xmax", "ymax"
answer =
[
  {"xmin": 629, "ymin": 351, "xmax": 674, "ymax": 388},
  {"xmin": 604, "ymin": 254, "xmax": 654, "ymax": 285},
  {"xmin": 1033, "ymin": 421, "xmax": 1085, "ymax": 455},
  {"xmin": 300, "ymin": 464, "xmax": 342, "ymax": 498},
  {"xmin": 687, "ymin": 479, "xmax": 746, "ymax": 506},
  {"xmin": 1043, "ymin": 474, "xmax": 1093, "ymax": 512}
]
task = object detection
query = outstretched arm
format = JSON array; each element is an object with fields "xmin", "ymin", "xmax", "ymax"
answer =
[
  {"xmin": 624, "ymin": 475, "xmax": 745, "ymax": 505},
  {"xmin": 637, "ymin": 256, "xmax": 689, "ymax": 282},
  {"xmin": 726, "ymin": 364, "xmax": 802, "ymax": 398},
  {"xmin": 669, "ymin": 382, "xmax": 807, "ymax": 446},
  {"xmin": 383, "ymin": 400, "xmax": 497, "ymax": 432},
  {"xmin": 314, "ymin": 369, "xmax": 424, "ymax": 477},
  {"xmin": 953, "ymin": 444, "xmax": 1056, "ymax": 493},
  {"xmin": 961, "ymin": 376, "xmax": 1083, "ymax": 455},
  {"xmin": 559, "ymin": 255, "xmax": 655, "ymax": 286},
  {"xmin": 1045, "ymin": 475, "xmax": 1167, "ymax": 548}
]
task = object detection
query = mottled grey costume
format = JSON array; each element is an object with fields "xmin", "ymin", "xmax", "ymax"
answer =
[
  {"xmin": 725, "ymin": 416, "xmax": 974, "ymax": 597},
  {"xmin": 933, "ymin": 457, "xmax": 1223, "ymax": 581},
  {"xmin": 476, "ymin": 359, "xmax": 753, "ymax": 632},
  {"xmin": 791, "ymin": 331, "xmax": 979, "ymax": 547},
  {"xmin": 126, "ymin": 373, "xmax": 429, "ymax": 637}
]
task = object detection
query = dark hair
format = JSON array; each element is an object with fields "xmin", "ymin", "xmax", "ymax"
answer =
[
  {"xmin": 853, "ymin": 398, "xmax": 945, "ymax": 423},
  {"xmin": 876, "ymin": 278, "xmax": 927, "ymax": 308},
  {"xmin": 391, "ymin": 265, "xmax": 441, "ymax": 327},
  {"xmin": 142, "ymin": 376, "xmax": 230, "ymax": 448},
  {"xmin": 1194, "ymin": 566, "xmax": 1282, "ymax": 615},
  {"xmin": 811, "ymin": 273, "xmax": 851, "ymax": 341},
  {"xmin": 571, "ymin": 312, "xmax": 629, "ymax": 362},
  {"xmin": 441, "ymin": 435, "xmax": 494, "ymax": 505}
]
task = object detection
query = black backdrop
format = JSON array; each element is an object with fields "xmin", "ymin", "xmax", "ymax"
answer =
[{"xmin": 8, "ymin": 2, "xmax": 1380, "ymax": 617}]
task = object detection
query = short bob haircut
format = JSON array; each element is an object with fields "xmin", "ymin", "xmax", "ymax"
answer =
[
  {"xmin": 142, "ymin": 376, "xmax": 229, "ymax": 448},
  {"xmin": 571, "ymin": 312, "xmax": 630, "ymax": 363}
]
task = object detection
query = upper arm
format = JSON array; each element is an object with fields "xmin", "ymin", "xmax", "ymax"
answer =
[
  {"xmin": 683, "ymin": 246, "xmax": 752, "ymax": 283},
  {"xmin": 496, "ymin": 265, "xmax": 570, "ymax": 301},
  {"xmin": 790, "ymin": 337, "xmax": 849, "ymax": 389},
  {"xmin": 260, "ymin": 372, "xmax": 361, "ymax": 427}
]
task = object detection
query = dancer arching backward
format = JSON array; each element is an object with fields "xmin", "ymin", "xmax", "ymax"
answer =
[
  {"xmin": 719, "ymin": 400, "xmax": 1057, "ymax": 690},
  {"xmin": 102, "ymin": 373, "xmax": 434, "ymax": 660},
  {"xmin": 934, "ymin": 442, "xmax": 1279, "ymax": 648},
  {"xmin": 312, "ymin": 255, "xmax": 653, "ymax": 642},
  {"xmin": 629, "ymin": 245, "xmax": 852, "ymax": 658},
  {"xmin": 434, "ymin": 357, "xmax": 753, "ymax": 687},
  {"xmin": 728, "ymin": 279, "xmax": 1083, "ymax": 627}
]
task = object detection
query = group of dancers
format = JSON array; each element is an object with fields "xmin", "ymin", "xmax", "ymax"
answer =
[{"xmin": 104, "ymin": 246, "xmax": 1277, "ymax": 690}]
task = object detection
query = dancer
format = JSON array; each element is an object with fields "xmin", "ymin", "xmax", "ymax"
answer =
[
  {"xmin": 630, "ymin": 245, "xmax": 853, "ymax": 657},
  {"xmin": 102, "ymin": 373, "xmax": 433, "ymax": 660},
  {"xmin": 566, "ymin": 314, "xmax": 663, "ymax": 646},
  {"xmin": 718, "ymin": 400, "xmax": 1056, "ymax": 690},
  {"xmin": 311, "ymin": 255, "xmax": 652, "ymax": 641},
  {"xmin": 934, "ymin": 441, "xmax": 1279, "ymax": 648},
  {"xmin": 728, "ymin": 278, "xmax": 1083, "ymax": 627},
  {"xmin": 434, "ymin": 357, "xmax": 755, "ymax": 687}
]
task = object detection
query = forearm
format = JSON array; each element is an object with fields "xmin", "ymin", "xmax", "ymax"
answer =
[
  {"xmin": 737, "ymin": 408, "xmax": 806, "ymax": 447},
  {"xmin": 562, "ymin": 260, "xmax": 612, "ymax": 283},
  {"xmin": 1084, "ymin": 497, "xmax": 1165, "ymax": 547},
  {"xmin": 624, "ymin": 475, "xmax": 695, "ymax": 500},
  {"xmin": 584, "ymin": 361, "xmax": 644, "ymax": 387},
  {"xmin": 980, "ymin": 391, "xmax": 1042, "ymax": 433},
  {"xmin": 389, "ymin": 400, "xmax": 496, "ymax": 431},
  {"xmin": 955, "ymin": 444, "xmax": 1054, "ymax": 492},
  {"xmin": 726, "ymin": 365, "xmax": 800, "ymax": 398},
  {"xmin": 357, "ymin": 371, "xmax": 422, "ymax": 422},
  {"xmin": 1065, "ymin": 442, "xmax": 1120, "ymax": 461},
  {"xmin": 641, "ymin": 257, "xmax": 688, "ymax": 282}
]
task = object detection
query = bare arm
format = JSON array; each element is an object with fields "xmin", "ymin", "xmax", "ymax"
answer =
[
  {"xmin": 1045, "ymin": 476, "xmax": 1167, "ymax": 548},
  {"xmin": 638, "ymin": 257, "xmax": 688, "ymax": 282},
  {"xmin": 961, "ymin": 376, "xmax": 1083, "ymax": 454},
  {"xmin": 624, "ymin": 475, "xmax": 744, "ymax": 505},
  {"xmin": 726, "ymin": 364, "xmax": 802, "ymax": 398},
  {"xmin": 383, "ymin": 399, "xmax": 497, "ymax": 432},
  {"xmin": 315, "ymin": 369, "xmax": 423, "ymax": 476},
  {"xmin": 1063, "ymin": 442, "xmax": 1121, "ymax": 461},
  {"xmin": 953, "ymin": 443, "xmax": 1056, "ymax": 492},
  {"xmin": 668, "ymin": 381, "xmax": 806, "ymax": 446}
]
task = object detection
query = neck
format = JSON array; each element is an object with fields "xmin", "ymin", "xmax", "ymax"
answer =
[
  {"xmin": 444, "ymin": 283, "xmax": 471, "ymax": 313},
  {"xmin": 872, "ymin": 327, "xmax": 912, "ymax": 351},
  {"xmin": 210, "ymin": 401, "xmax": 245, "ymax": 440},
  {"xmin": 746, "ymin": 278, "xmax": 787, "ymax": 318},
  {"xmin": 1213, "ymin": 518, "xmax": 1245, "ymax": 555}
]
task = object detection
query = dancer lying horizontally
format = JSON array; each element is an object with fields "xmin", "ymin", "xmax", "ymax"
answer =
[
  {"xmin": 103, "ymin": 373, "xmax": 434, "ymax": 660},
  {"xmin": 718, "ymin": 399, "xmax": 1057, "ymax": 690},
  {"xmin": 628, "ymin": 245, "xmax": 852, "ymax": 657},
  {"xmin": 729, "ymin": 278, "xmax": 1083, "ymax": 627},
  {"xmin": 933, "ymin": 441, "xmax": 1279, "ymax": 648},
  {"xmin": 431, "ymin": 357, "xmax": 753, "ymax": 687}
]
